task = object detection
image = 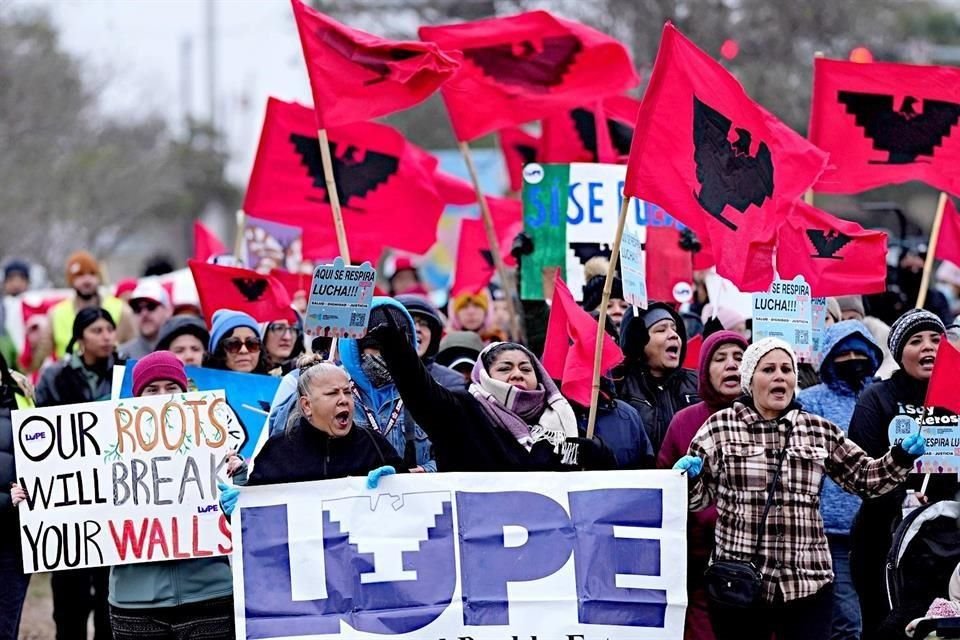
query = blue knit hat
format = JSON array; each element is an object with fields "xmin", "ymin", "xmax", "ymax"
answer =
[{"xmin": 208, "ymin": 309, "xmax": 260, "ymax": 351}]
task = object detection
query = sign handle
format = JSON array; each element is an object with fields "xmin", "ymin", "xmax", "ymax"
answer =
[
  {"xmin": 317, "ymin": 128, "xmax": 352, "ymax": 264},
  {"xmin": 233, "ymin": 209, "xmax": 246, "ymax": 261},
  {"xmin": 917, "ymin": 192, "xmax": 947, "ymax": 310},
  {"xmin": 586, "ymin": 196, "xmax": 632, "ymax": 440}
]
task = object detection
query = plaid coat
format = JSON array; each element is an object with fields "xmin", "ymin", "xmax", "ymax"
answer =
[{"xmin": 688, "ymin": 400, "xmax": 913, "ymax": 603}]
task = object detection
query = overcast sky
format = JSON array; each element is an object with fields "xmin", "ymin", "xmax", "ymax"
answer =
[{"xmin": 13, "ymin": 0, "xmax": 318, "ymax": 182}]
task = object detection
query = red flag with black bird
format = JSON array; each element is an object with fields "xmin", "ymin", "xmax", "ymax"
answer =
[
  {"xmin": 541, "ymin": 274, "xmax": 623, "ymax": 406},
  {"xmin": 290, "ymin": 0, "xmax": 458, "ymax": 128},
  {"xmin": 188, "ymin": 260, "xmax": 298, "ymax": 326},
  {"xmin": 193, "ymin": 220, "xmax": 227, "ymax": 262},
  {"xmin": 419, "ymin": 11, "xmax": 639, "ymax": 142},
  {"xmin": 776, "ymin": 200, "xmax": 888, "ymax": 296},
  {"xmin": 810, "ymin": 57, "xmax": 960, "ymax": 195},
  {"xmin": 242, "ymin": 97, "xmax": 444, "ymax": 263},
  {"xmin": 540, "ymin": 95, "xmax": 640, "ymax": 163},
  {"xmin": 450, "ymin": 197, "xmax": 523, "ymax": 297},
  {"xmin": 498, "ymin": 127, "xmax": 540, "ymax": 192},
  {"xmin": 935, "ymin": 196, "xmax": 960, "ymax": 267},
  {"xmin": 925, "ymin": 339, "xmax": 960, "ymax": 415},
  {"xmin": 623, "ymin": 23, "xmax": 828, "ymax": 292}
]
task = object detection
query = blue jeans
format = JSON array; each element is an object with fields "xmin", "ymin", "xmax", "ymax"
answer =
[
  {"xmin": 829, "ymin": 535, "xmax": 862, "ymax": 640},
  {"xmin": 0, "ymin": 542, "xmax": 30, "ymax": 640}
]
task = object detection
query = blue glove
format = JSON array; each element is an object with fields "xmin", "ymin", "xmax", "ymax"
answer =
[
  {"xmin": 218, "ymin": 481, "xmax": 240, "ymax": 516},
  {"xmin": 366, "ymin": 466, "xmax": 396, "ymax": 489},
  {"xmin": 901, "ymin": 433, "xmax": 926, "ymax": 456},
  {"xmin": 673, "ymin": 455, "xmax": 703, "ymax": 478}
]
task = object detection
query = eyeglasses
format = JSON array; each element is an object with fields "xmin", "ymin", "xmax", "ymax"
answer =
[
  {"xmin": 222, "ymin": 337, "xmax": 261, "ymax": 354},
  {"xmin": 267, "ymin": 323, "xmax": 301, "ymax": 337},
  {"xmin": 131, "ymin": 300, "xmax": 160, "ymax": 314}
]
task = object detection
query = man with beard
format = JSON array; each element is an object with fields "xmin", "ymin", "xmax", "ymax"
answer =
[{"xmin": 48, "ymin": 251, "xmax": 134, "ymax": 357}]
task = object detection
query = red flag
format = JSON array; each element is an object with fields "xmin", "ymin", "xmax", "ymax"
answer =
[
  {"xmin": 645, "ymin": 225, "xmax": 695, "ymax": 303},
  {"xmin": 434, "ymin": 170, "xmax": 477, "ymax": 205},
  {"xmin": 498, "ymin": 127, "xmax": 540, "ymax": 193},
  {"xmin": 624, "ymin": 23, "xmax": 828, "ymax": 292},
  {"xmin": 925, "ymin": 340, "xmax": 960, "ymax": 414},
  {"xmin": 809, "ymin": 57, "xmax": 960, "ymax": 195},
  {"xmin": 269, "ymin": 269, "xmax": 313, "ymax": 300},
  {"xmin": 242, "ymin": 97, "xmax": 444, "ymax": 263},
  {"xmin": 291, "ymin": 0, "xmax": 458, "ymax": 128},
  {"xmin": 187, "ymin": 259, "xmax": 298, "ymax": 326},
  {"xmin": 450, "ymin": 197, "xmax": 522, "ymax": 297},
  {"xmin": 193, "ymin": 221, "xmax": 227, "ymax": 262},
  {"xmin": 776, "ymin": 200, "xmax": 888, "ymax": 296},
  {"xmin": 540, "ymin": 95, "xmax": 640, "ymax": 163},
  {"xmin": 682, "ymin": 334, "xmax": 703, "ymax": 369},
  {"xmin": 541, "ymin": 275, "xmax": 623, "ymax": 406},
  {"xmin": 420, "ymin": 11, "xmax": 639, "ymax": 142},
  {"xmin": 935, "ymin": 197, "xmax": 960, "ymax": 267}
]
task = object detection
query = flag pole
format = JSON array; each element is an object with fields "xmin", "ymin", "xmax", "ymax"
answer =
[
  {"xmin": 317, "ymin": 128, "xmax": 352, "ymax": 264},
  {"xmin": 457, "ymin": 140, "xmax": 523, "ymax": 342},
  {"xmin": 917, "ymin": 192, "xmax": 947, "ymax": 309},
  {"xmin": 586, "ymin": 195, "xmax": 631, "ymax": 440},
  {"xmin": 803, "ymin": 52, "xmax": 825, "ymax": 208},
  {"xmin": 233, "ymin": 210, "xmax": 246, "ymax": 261}
]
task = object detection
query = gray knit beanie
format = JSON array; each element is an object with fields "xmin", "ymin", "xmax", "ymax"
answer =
[{"xmin": 888, "ymin": 309, "xmax": 945, "ymax": 364}]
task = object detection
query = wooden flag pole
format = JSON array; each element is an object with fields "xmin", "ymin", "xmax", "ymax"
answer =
[
  {"xmin": 317, "ymin": 128, "xmax": 352, "ymax": 264},
  {"xmin": 917, "ymin": 192, "xmax": 948, "ymax": 309},
  {"xmin": 586, "ymin": 195, "xmax": 631, "ymax": 440},
  {"xmin": 233, "ymin": 210, "xmax": 246, "ymax": 261},
  {"xmin": 458, "ymin": 140, "xmax": 523, "ymax": 342},
  {"xmin": 802, "ymin": 53, "xmax": 825, "ymax": 208}
]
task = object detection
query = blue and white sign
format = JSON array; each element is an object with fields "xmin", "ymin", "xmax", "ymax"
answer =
[
  {"xmin": 233, "ymin": 471, "xmax": 688, "ymax": 640},
  {"xmin": 621, "ymin": 226, "xmax": 647, "ymax": 309},
  {"xmin": 305, "ymin": 257, "xmax": 376, "ymax": 338},
  {"xmin": 752, "ymin": 276, "xmax": 813, "ymax": 361}
]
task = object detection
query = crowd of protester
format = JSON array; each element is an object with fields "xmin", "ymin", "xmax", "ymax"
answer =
[{"xmin": 0, "ymin": 243, "xmax": 959, "ymax": 640}]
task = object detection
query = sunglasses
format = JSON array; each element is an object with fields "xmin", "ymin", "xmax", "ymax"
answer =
[
  {"xmin": 267, "ymin": 323, "xmax": 301, "ymax": 337},
  {"xmin": 222, "ymin": 337, "xmax": 261, "ymax": 354},
  {"xmin": 131, "ymin": 300, "xmax": 160, "ymax": 314}
]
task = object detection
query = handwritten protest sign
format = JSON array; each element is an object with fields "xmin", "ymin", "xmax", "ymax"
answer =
[
  {"xmin": 13, "ymin": 391, "xmax": 232, "ymax": 573},
  {"xmin": 520, "ymin": 163, "xmax": 685, "ymax": 300},
  {"xmin": 305, "ymin": 257, "xmax": 376, "ymax": 338},
  {"xmin": 233, "ymin": 470, "xmax": 687, "ymax": 640},
  {"xmin": 752, "ymin": 277, "xmax": 813, "ymax": 361},
  {"xmin": 887, "ymin": 411, "xmax": 960, "ymax": 474},
  {"xmin": 115, "ymin": 362, "xmax": 280, "ymax": 460},
  {"xmin": 620, "ymin": 225, "xmax": 647, "ymax": 309}
]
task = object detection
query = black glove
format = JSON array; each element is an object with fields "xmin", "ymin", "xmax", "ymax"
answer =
[
  {"xmin": 565, "ymin": 436, "xmax": 615, "ymax": 470},
  {"xmin": 364, "ymin": 308, "xmax": 406, "ymax": 348}
]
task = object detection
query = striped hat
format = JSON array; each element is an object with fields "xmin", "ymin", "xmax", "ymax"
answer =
[{"xmin": 888, "ymin": 309, "xmax": 945, "ymax": 364}]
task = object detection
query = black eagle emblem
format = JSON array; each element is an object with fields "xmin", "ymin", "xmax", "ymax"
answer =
[
  {"xmin": 232, "ymin": 278, "xmax": 268, "ymax": 302},
  {"xmin": 514, "ymin": 142, "xmax": 538, "ymax": 165},
  {"xmin": 570, "ymin": 242, "xmax": 612, "ymax": 265},
  {"xmin": 320, "ymin": 26, "xmax": 423, "ymax": 85},
  {"xmin": 837, "ymin": 91, "xmax": 960, "ymax": 164},
  {"xmin": 608, "ymin": 118, "xmax": 634, "ymax": 156},
  {"xmin": 806, "ymin": 230, "xmax": 852, "ymax": 259},
  {"xmin": 692, "ymin": 96, "xmax": 774, "ymax": 231},
  {"xmin": 289, "ymin": 133, "xmax": 399, "ymax": 208},
  {"xmin": 571, "ymin": 108, "xmax": 600, "ymax": 161},
  {"xmin": 462, "ymin": 35, "xmax": 582, "ymax": 93}
]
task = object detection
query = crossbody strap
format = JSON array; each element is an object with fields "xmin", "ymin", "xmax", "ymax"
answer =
[{"xmin": 752, "ymin": 417, "xmax": 797, "ymax": 561}]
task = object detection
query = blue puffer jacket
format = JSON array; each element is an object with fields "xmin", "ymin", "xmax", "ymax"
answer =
[
  {"xmin": 340, "ymin": 298, "xmax": 436, "ymax": 472},
  {"xmin": 799, "ymin": 320, "xmax": 882, "ymax": 537}
]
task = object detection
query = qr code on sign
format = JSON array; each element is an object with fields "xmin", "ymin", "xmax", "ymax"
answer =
[
  {"xmin": 795, "ymin": 329, "xmax": 810, "ymax": 344},
  {"xmin": 350, "ymin": 312, "xmax": 365, "ymax": 327}
]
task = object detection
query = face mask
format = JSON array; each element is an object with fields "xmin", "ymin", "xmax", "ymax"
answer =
[
  {"xmin": 833, "ymin": 358, "xmax": 873, "ymax": 390},
  {"xmin": 361, "ymin": 353, "xmax": 393, "ymax": 388}
]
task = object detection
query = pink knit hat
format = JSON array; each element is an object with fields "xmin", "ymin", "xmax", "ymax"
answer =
[{"xmin": 133, "ymin": 351, "xmax": 188, "ymax": 397}]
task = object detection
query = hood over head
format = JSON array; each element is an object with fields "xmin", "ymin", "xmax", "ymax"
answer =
[{"xmin": 697, "ymin": 330, "xmax": 750, "ymax": 409}]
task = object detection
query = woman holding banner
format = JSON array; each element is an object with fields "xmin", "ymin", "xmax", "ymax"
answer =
[{"xmin": 673, "ymin": 338, "xmax": 923, "ymax": 640}]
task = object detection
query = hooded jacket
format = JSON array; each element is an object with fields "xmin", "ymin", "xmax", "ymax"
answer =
[
  {"xmin": 616, "ymin": 303, "xmax": 699, "ymax": 453},
  {"xmin": 340, "ymin": 298, "xmax": 435, "ymax": 471},
  {"xmin": 396, "ymin": 294, "xmax": 465, "ymax": 391},
  {"xmin": 799, "ymin": 321, "xmax": 882, "ymax": 537},
  {"xmin": 570, "ymin": 379, "xmax": 654, "ymax": 470}
]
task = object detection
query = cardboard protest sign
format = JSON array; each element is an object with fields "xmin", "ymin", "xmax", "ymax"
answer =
[
  {"xmin": 242, "ymin": 214, "xmax": 303, "ymax": 273},
  {"xmin": 233, "ymin": 470, "xmax": 687, "ymax": 640},
  {"xmin": 520, "ymin": 163, "xmax": 686, "ymax": 301},
  {"xmin": 305, "ymin": 257, "xmax": 376, "ymax": 337},
  {"xmin": 13, "ymin": 391, "xmax": 233, "ymax": 573},
  {"xmin": 752, "ymin": 277, "xmax": 813, "ymax": 361},
  {"xmin": 115, "ymin": 363, "xmax": 281, "ymax": 461},
  {"xmin": 620, "ymin": 225, "xmax": 647, "ymax": 309}
]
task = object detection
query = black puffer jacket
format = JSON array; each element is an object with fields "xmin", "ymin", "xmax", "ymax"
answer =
[
  {"xmin": 615, "ymin": 303, "xmax": 699, "ymax": 455},
  {"xmin": 396, "ymin": 294, "xmax": 465, "ymax": 391}
]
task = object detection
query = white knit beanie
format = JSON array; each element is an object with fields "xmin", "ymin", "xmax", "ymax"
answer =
[{"xmin": 740, "ymin": 337, "xmax": 798, "ymax": 395}]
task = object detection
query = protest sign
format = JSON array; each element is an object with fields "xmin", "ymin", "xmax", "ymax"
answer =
[
  {"xmin": 810, "ymin": 296, "xmax": 828, "ymax": 365},
  {"xmin": 115, "ymin": 362, "xmax": 280, "ymax": 460},
  {"xmin": 13, "ymin": 391, "xmax": 233, "ymax": 573},
  {"xmin": 233, "ymin": 470, "xmax": 687, "ymax": 640},
  {"xmin": 305, "ymin": 257, "xmax": 376, "ymax": 337},
  {"xmin": 752, "ymin": 276, "xmax": 813, "ymax": 361},
  {"xmin": 887, "ymin": 411, "xmax": 960, "ymax": 474},
  {"xmin": 620, "ymin": 225, "xmax": 647, "ymax": 309},
  {"xmin": 243, "ymin": 214, "xmax": 304, "ymax": 273},
  {"xmin": 520, "ymin": 163, "xmax": 685, "ymax": 301}
]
